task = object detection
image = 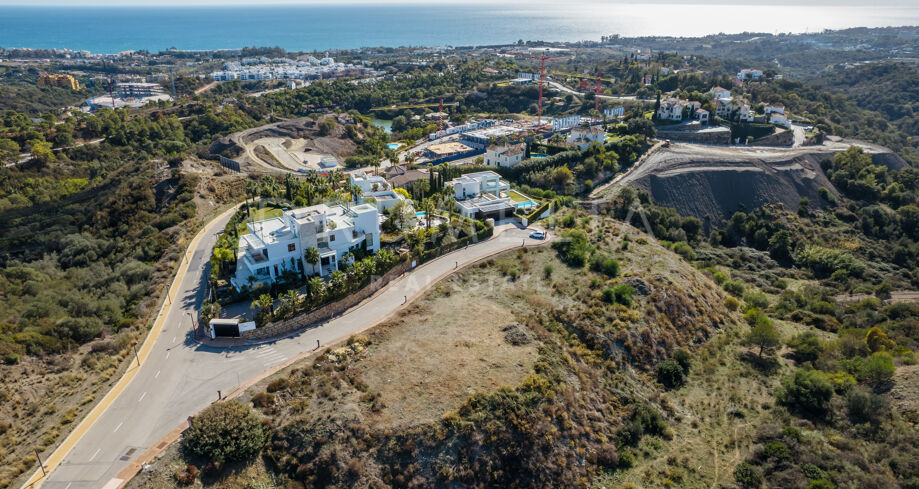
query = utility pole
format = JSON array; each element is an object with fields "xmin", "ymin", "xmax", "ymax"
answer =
[
  {"xmin": 34, "ymin": 449, "xmax": 46, "ymax": 477},
  {"xmin": 131, "ymin": 341, "xmax": 141, "ymax": 367}
]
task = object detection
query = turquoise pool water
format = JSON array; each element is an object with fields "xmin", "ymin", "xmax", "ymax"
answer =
[
  {"xmin": 530, "ymin": 153, "xmax": 549, "ymax": 158},
  {"xmin": 386, "ymin": 143, "xmax": 401, "ymax": 150},
  {"xmin": 516, "ymin": 201, "xmax": 537, "ymax": 209},
  {"xmin": 416, "ymin": 211, "xmax": 426, "ymax": 217}
]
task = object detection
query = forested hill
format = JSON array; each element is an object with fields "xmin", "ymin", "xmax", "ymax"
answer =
[{"xmin": 809, "ymin": 63, "xmax": 919, "ymax": 143}]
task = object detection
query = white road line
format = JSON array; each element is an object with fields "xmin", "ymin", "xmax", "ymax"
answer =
[
  {"xmin": 138, "ymin": 392, "xmax": 147, "ymax": 402},
  {"xmin": 64, "ymin": 483, "xmax": 72, "ymax": 489},
  {"xmin": 89, "ymin": 448, "xmax": 101, "ymax": 461},
  {"xmin": 264, "ymin": 357, "xmax": 287, "ymax": 367},
  {"xmin": 154, "ymin": 370, "xmax": 161, "ymax": 379},
  {"xmin": 172, "ymin": 335, "xmax": 176, "ymax": 343},
  {"xmin": 113, "ymin": 422, "xmax": 123, "ymax": 433},
  {"xmin": 165, "ymin": 350, "xmax": 171, "ymax": 359}
]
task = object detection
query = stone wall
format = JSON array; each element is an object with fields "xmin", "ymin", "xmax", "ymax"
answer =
[
  {"xmin": 754, "ymin": 129, "xmax": 794, "ymax": 147},
  {"xmin": 242, "ymin": 259, "xmax": 412, "ymax": 341},
  {"xmin": 657, "ymin": 127, "xmax": 731, "ymax": 145}
]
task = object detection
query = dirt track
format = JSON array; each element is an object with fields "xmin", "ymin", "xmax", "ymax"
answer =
[{"xmin": 603, "ymin": 138, "xmax": 907, "ymax": 222}]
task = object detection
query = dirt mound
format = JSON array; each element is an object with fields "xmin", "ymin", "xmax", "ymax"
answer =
[{"xmin": 616, "ymin": 141, "xmax": 905, "ymax": 222}]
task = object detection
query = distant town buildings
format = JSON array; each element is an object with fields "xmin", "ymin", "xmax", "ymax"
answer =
[
  {"xmin": 85, "ymin": 81, "xmax": 172, "ymax": 110},
  {"xmin": 210, "ymin": 56, "xmax": 378, "ymax": 82}
]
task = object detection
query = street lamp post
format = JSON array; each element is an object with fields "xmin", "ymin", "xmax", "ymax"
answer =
[
  {"xmin": 188, "ymin": 312, "xmax": 196, "ymax": 339},
  {"xmin": 131, "ymin": 341, "xmax": 141, "ymax": 367}
]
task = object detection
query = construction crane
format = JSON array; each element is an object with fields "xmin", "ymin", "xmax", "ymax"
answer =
[
  {"xmin": 438, "ymin": 97, "xmax": 444, "ymax": 134},
  {"xmin": 499, "ymin": 50, "xmax": 559, "ymax": 126},
  {"xmin": 595, "ymin": 71, "xmax": 603, "ymax": 112}
]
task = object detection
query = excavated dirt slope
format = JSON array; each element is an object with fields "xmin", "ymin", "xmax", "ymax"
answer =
[{"xmin": 615, "ymin": 139, "xmax": 907, "ymax": 222}]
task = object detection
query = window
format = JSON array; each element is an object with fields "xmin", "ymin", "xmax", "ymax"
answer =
[
  {"xmin": 330, "ymin": 234, "xmax": 335, "ymax": 242},
  {"xmin": 288, "ymin": 243, "xmax": 296, "ymax": 252}
]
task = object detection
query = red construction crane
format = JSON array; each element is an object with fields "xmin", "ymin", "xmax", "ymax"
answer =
[
  {"xmin": 595, "ymin": 71, "xmax": 603, "ymax": 113},
  {"xmin": 438, "ymin": 97, "xmax": 444, "ymax": 133},
  {"xmin": 500, "ymin": 50, "xmax": 559, "ymax": 126}
]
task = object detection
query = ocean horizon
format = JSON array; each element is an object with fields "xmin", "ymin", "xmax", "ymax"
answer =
[{"xmin": 1, "ymin": 3, "xmax": 918, "ymax": 53}]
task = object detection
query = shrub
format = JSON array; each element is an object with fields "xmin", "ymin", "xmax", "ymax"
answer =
[
  {"xmin": 611, "ymin": 284, "xmax": 635, "ymax": 306},
  {"xmin": 671, "ymin": 241, "xmax": 695, "ymax": 260},
  {"xmin": 174, "ymin": 465, "xmax": 199, "ymax": 485},
  {"xmin": 266, "ymin": 378, "xmax": 290, "ymax": 393},
  {"xmin": 777, "ymin": 369, "xmax": 834, "ymax": 417},
  {"xmin": 673, "ymin": 349, "xmax": 691, "ymax": 373},
  {"xmin": 808, "ymin": 480, "xmax": 835, "ymax": 489},
  {"xmin": 712, "ymin": 271, "xmax": 728, "ymax": 285},
  {"xmin": 743, "ymin": 292, "xmax": 770, "ymax": 310},
  {"xmin": 183, "ymin": 401, "xmax": 267, "ymax": 463},
  {"xmin": 251, "ymin": 392, "xmax": 275, "ymax": 408},
  {"xmin": 552, "ymin": 229, "xmax": 593, "ymax": 267},
  {"xmin": 656, "ymin": 360, "xmax": 685, "ymax": 389},
  {"xmin": 725, "ymin": 297, "xmax": 740, "ymax": 311},
  {"xmin": 846, "ymin": 388, "xmax": 886, "ymax": 423},
  {"xmin": 734, "ymin": 462, "xmax": 763, "ymax": 488},
  {"xmin": 860, "ymin": 352, "xmax": 894, "ymax": 388},
  {"xmin": 589, "ymin": 253, "xmax": 620, "ymax": 277},
  {"xmin": 865, "ymin": 327, "xmax": 895, "ymax": 353},
  {"xmin": 787, "ymin": 332, "xmax": 824, "ymax": 363},
  {"xmin": 724, "ymin": 280, "xmax": 745, "ymax": 297},
  {"xmin": 543, "ymin": 264, "xmax": 553, "ymax": 279}
]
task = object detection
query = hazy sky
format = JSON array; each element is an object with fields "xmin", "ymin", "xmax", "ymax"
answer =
[{"xmin": 1, "ymin": 0, "xmax": 916, "ymax": 5}]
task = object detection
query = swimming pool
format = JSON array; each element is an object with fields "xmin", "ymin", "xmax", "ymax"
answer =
[
  {"xmin": 516, "ymin": 201, "xmax": 537, "ymax": 209},
  {"xmin": 387, "ymin": 143, "xmax": 401, "ymax": 150},
  {"xmin": 416, "ymin": 211, "xmax": 426, "ymax": 217}
]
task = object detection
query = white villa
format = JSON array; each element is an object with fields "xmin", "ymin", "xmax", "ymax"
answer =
[
  {"xmin": 448, "ymin": 171, "xmax": 516, "ymax": 219},
  {"xmin": 233, "ymin": 203, "xmax": 381, "ymax": 288},
  {"xmin": 567, "ymin": 125, "xmax": 607, "ymax": 150},
  {"xmin": 709, "ymin": 86, "xmax": 731, "ymax": 100},
  {"xmin": 656, "ymin": 98, "xmax": 703, "ymax": 123},
  {"xmin": 484, "ymin": 143, "xmax": 525, "ymax": 168},
  {"xmin": 737, "ymin": 69, "xmax": 764, "ymax": 81},
  {"xmin": 349, "ymin": 171, "xmax": 406, "ymax": 211}
]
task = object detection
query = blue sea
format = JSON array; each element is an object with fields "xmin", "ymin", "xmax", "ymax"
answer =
[{"xmin": 1, "ymin": 3, "xmax": 918, "ymax": 53}]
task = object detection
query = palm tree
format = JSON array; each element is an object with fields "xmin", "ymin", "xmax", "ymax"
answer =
[
  {"xmin": 245, "ymin": 179, "xmax": 259, "ymax": 216},
  {"xmin": 280, "ymin": 289, "xmax": 300, "ymax": 315},
  {"xmin": 420, "ymin": 198, "xmax": 435, "ymax": 229},
  {"xmin": 306, "ymin": 276, "xmax": 325, "ymax": 302},
  {"xmin": 250, "ymin": 293, "xmax": 274, "ymax": 319},
  {"xmin": 304, "ymin": 247, "xmax": 320, "ymax": 276},
  {"xmin": 351, "ymin": 184, "xmax": 363, "ymax": 204}
]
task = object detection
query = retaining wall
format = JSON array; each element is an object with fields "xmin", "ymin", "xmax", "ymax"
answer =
[{"xmin": 242, "ymin": 260, "xmax": 412, "ymax": 340}]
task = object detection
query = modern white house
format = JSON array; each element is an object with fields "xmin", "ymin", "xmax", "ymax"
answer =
[
  {"xmin": 233, "ymin": 203, "xmax": 381, "ymax": 289},
  {"xmin": 765, "ymin": 105, "xmax": 785, "ymax": 115},
  {"xmin": 349, "ymin": 170, "xmax": 407, "ymax": 211},
  {"xmin": 769, "ymin": 113, "xmax": 791, "ymax": 128},
  {"xmin": 447, "ymin": 171, "xmax": 515, "ymax": 219},
  {"xmin": 737, "ymin": 69, "xmax": 764, "ymax": 81},
  {"xmin": 484, "ymin": 143, "xmax": 525, "ymax": 168}
]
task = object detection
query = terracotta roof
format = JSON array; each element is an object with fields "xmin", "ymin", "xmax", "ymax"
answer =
[{"xmin": 388, "ymin": 169, "xmax": 428, "ymax": 188}]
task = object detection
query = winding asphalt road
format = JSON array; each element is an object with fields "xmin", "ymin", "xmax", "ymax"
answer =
[{"xmin": 27, "ymin": 210, "xmax": 547, "ymax": 489}]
